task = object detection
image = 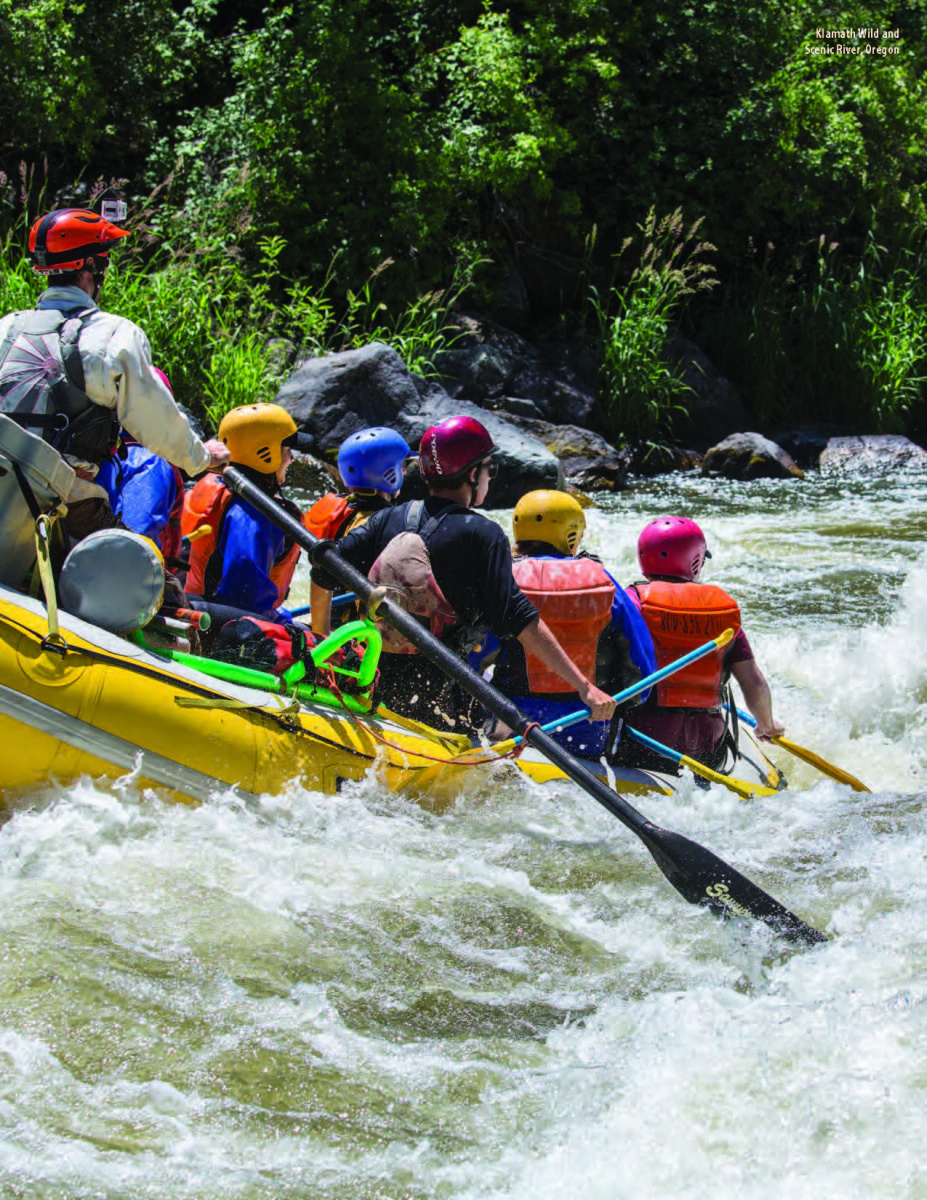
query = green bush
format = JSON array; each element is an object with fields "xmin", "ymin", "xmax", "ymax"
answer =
[
  {"xmin": 698, "ymin": 237, "xmax": 927, "ymax": 434},
  {"xmin": 5, "ymin": 0, "xmax": 927, "ymax": 442}
]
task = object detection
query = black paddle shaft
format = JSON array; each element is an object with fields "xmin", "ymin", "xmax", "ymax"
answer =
[{"xmin": 223, "ymin": 468, "xmax": 826, "ymax": 947}]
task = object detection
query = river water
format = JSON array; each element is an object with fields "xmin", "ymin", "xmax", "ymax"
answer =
[{"xmin": 2, "ymin": 468, "xmax": 927, "ymax": 1199}]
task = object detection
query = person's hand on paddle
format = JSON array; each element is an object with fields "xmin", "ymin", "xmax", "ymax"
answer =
[
  {"xmin": 204, "ymin": 438, "xmax": 231, "ymax": 472},
  {"xmin": 578, "ymin": 681, "xmax": 617, "ymax": 723},
  {"xmin": 753, "ymin": 715, "xmax": 785, "ymax": 741}
]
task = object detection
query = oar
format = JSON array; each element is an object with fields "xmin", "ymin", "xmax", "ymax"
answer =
[
  {"xmin": 289, "ymin": 593, "xmax": 356, "ymax": 619},
  {"xmin": 621, "ymin": 727, "xmax": 778, "ymax": 800},
  {"xmin": 732, "ymin": 706, "xmax": 870, "ymax": 793},
  {"xmin": 223, "ymin": 466, "xmax": 827, "ymax": 947}
]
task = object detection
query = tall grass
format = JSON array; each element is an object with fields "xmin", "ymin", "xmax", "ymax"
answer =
[
  {"xmin": 0, "ymin": 217, "xmax": 473, "ymax": 432},
  {"xmin": 699, "ymin": 237, "xmax": 927, "ymax": 434},
  {"xmin": 587, "ymin": 208, "xmax": 718, "ymax": 441}
]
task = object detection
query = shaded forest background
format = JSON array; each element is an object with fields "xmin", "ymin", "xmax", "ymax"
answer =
[{"xmin": 3, "ymin": 0, "xmax": 927, "ymax": 441}]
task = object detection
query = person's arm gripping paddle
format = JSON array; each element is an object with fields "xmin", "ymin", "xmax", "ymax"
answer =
[
  {"xmin": 731, "ymin": 659, "xmax": 785, "ymax": 741},
  {"xmin": 733, "ymin": 705, "xmax": 869, "ymax": 792}
]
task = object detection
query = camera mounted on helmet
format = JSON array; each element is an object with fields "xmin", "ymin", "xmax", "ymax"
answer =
[{"xmin": 100, "ymin": 199, "xmax": 128, "ymax": 223}]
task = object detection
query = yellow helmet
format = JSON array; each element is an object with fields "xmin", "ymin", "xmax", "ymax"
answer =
[
  {"xmin": 218, "ymin": 404, "xmax": 298, "ymax": 474},
  {"xmin": 513, "ymin": 490, "xmax": 586, "ymax": 556}
]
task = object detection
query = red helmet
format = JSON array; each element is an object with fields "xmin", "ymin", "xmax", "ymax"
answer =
[
  {"xmin": 638, "ymin": 516, "xmax": 711, "ymax": 582},
  {"xmin": 418, "ymin": 415, "xmax": 498, "ymax": 480},
  {"xmin": 29, "ymin": 208, "xmax": 130, "ymax": 274}
]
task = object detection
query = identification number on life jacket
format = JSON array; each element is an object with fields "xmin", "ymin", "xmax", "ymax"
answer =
[{"xmin": 659, "ymin": 611, "xmax": 727, "ymax": 637}]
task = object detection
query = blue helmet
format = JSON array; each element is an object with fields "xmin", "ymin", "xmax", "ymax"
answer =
[{"xmin": 337, "ymin": 427, "xmax": 411, "ymax": 494}]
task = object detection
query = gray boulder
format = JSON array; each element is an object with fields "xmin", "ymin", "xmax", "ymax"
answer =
[
  {"xmin": 818, "ymin": 434, "xmax": 927, "ymax": 474},
  {"xmin": 770, "ymin": 425, "xmax": 856, "ymax": 469},
  {"xmin": 435, "ymin": 316, "xmax": 609, "ymax": 432},
  {"xmin": 504, "ymin": 416, "xmax": 628, "ymax": 491},
  {"xmin": 702, "ymin": 433, "xmax": 805, "ymax": 481},
  {"xmin": 623, "ymin": 440, "xmax": 702, "ymax": 477},
  {"xmin": 273, "ymin": 342, "xmax": 561, "ymax": 508},
  {"xmin": 273, "ymin": 342, "xmax": 419, "ymax": 456}
]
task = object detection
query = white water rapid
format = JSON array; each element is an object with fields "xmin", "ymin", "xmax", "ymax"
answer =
[{"xmin": 2, "ymin": 469, "xmax": 926, "ymax": 1199}]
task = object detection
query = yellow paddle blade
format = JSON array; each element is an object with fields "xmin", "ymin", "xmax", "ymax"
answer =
[
  {"xmin": 772, "ymin": 736, "xmax": 870, "ymax": 792},
  {"xmin": 678, "ymin": 755, "xmax": 779, "ymax": 800}
]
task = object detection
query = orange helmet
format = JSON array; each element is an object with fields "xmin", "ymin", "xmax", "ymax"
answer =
[{"xmin": 29, "ymin": 209, "xmax": 130, "ymax": 274}]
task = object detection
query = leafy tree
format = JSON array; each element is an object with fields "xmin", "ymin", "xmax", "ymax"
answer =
[{"xmin": 1, "ymin": 0, "xmax": 223, "ymax": 203}]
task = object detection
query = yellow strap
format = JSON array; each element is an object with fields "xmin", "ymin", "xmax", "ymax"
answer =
[
  {"xmin": 174, "ymin": 695, "xmax": 302, "ymax": 715},
  {"xmin": 372, "ymin": 704, "xmax": 473, "ymax": 753}
]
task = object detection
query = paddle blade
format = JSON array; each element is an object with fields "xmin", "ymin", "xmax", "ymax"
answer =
[
  {"xmin": 637, "ymin": 823, "xmax": 828, "ymax": 946},
  {"xmin": 677, "ymin": 754, "xmax": 779, "ymax": 800},
  {"xmin": 772, "ymin": 737, "xmax": 870, "ymax": 792}
]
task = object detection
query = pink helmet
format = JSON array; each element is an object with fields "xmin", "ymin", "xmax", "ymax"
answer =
[
  {"xmin": 152, "ymin": 366, "xmax": 173, "ymax": 394},
  {"xmin": 418, "ymin": 415, "xmax": 498, "ymax": 480},
  {"xmin": 638, "ymin": 516, "xmax": 711, "ymax": 582}
]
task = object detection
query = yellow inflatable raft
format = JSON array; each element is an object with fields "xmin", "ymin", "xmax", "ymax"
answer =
[{"xmin": 0, "ymin": 584, "xmax": 684, "ymax": 811}]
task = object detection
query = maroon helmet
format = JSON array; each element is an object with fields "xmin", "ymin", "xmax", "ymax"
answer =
[
  {"xmin": 638, "ymin": 516, "xmax": 711, "ymax": 582},
  {"xmin": 418, "ymin": 415, "xmax": 497, "ymax": 480}
]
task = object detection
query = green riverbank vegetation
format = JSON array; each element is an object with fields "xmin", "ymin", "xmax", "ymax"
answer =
[{"xmin": 2, "ymin": 0, "xmax": 926, "ymax": 442}]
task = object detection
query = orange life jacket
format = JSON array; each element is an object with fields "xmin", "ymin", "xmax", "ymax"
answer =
[
  {"xmin": 181, "ymin": 474, "xmax": 232, "ymax": 597},
  {"xmin": 268, "ymin": 513, "xmax": 313, "ymax": 608},
  {"xmin": 512, "ymin": 556, "xmax": 615, "ymax": 694},
  {"xmin": 305, "ymin": 493, "xmax": 356, "ymax": 541},
  {"xmin": 181, "ymin": 474, "xmax": 305, "ymax": 605},
  {"xmin": 634, "ymin": 580, "xmax": 741, "ymax": 708}
]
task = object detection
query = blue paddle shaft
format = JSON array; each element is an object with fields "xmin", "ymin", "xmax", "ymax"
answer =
[
  {"xmin": 622, "ymin": 726, "xmax": 683, "ymax": 764},
  {"xmin": 525, "ymin": 631, "xmax": 733, "ymax": 741}
]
